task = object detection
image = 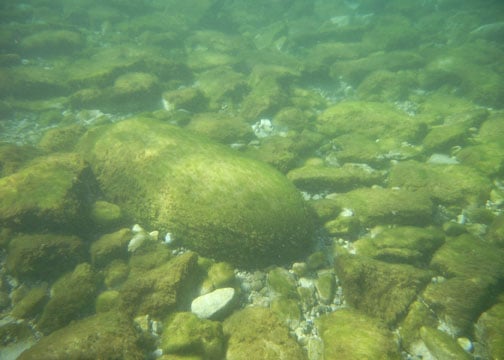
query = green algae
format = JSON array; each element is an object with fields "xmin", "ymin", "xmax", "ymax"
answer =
[{"xmin": 77, "ymin": 118, "xmax": 314, "ymax": 268}]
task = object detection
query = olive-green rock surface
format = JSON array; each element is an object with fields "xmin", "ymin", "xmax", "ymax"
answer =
[
  {"xmin": 77, "ymin": 118, "xmax": 313, "ymax": 268},
  {"xmin": 223, "ymin": 307, "xmax": 306, "ymax": 360},
  {"xmin": 420, "ymin": 326, "xmax": 472, "ymax": 360},
  {"xmin": 120, "ymin": 251, "xmax": 198, "ymax": 317},
  {"xmin": 18, "ymin": 311, "xmax": 143, "ymax": 360},
  {"xmin": 90, "ymin": 228, "xmax": 132, "ymax": 268},
  {"xmin": 287, "ymin": 163, "xmax": 385, "ymax": 193},
  {"xmin": 476, "ymin": 296, "xmax": 504, "ymax": 360},
  {"xmin": 326, "ymin": 187, "xmax": 433, "ymax": 227},
  {"xmin": 6, "ymin": 233, "xmax": 84, "ymax": 281},
  {"xmin": 316, "ymin": 101, "xmax": 424, "ymax": 147},
  {"xmin": 0, "ymin": 153, "xmax": 97, "ymax": 232},
  {"xmin": 316, "ymin": 308, "xmax": 401, "ymax": 360},
  {"xmin": 389, "ymin": 160, "xmax": 492, "ymax": 207},
  {"xmin": 354, "ymin": 226, "xmax": 445, "ymax": 266},
  {"xmin": 335, "ymin": 255, "xmax": 432, "ymax": 325},
  {"xmin": 37, "ymin": 263, "xmax": 101, "ymax": 334},
  {"xmin": 161, "ymin": 312, "xmax": 224, "ymax": 359},
  {"xmin": 11, "ymin": 283, "xmax": 48, "ymax": 319},
  {"xmin": 430, "ymin": 234, "xmax": 504, "ymax": 284}
]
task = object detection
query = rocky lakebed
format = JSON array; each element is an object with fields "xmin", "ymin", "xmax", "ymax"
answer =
[{"xmin": 0, "ymin": 0, "xmax": 504, "ymax": 359}]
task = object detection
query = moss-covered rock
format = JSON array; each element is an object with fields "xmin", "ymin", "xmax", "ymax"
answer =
[
  {"xmin": 240, "ymin": 65, "xmax": 295, "ymax": 121},
  {"xmin": 196, "ymin": 66, "xmax": 248, "ymax": 111},
  {"xmin": 223, "ymin": 307, "xmax": 306, "ymax": 360},
  {"xmin": 326, "ymin": 187, "xmax": 433, "ymax": 228},
  {"xmin": 104, "ymin": 259, "xmax": 130, "ymax": 289},
  {"xmin": 317, "ymin": 101, "xmax": 423, "ymax": 143},
  {"xmin": 421, "ymin": 53, "xmax": 504, "ymax": 108},
  {"xmin": 0, "ymin": 143, "xmax": 40, "ymax": 177},
  {"xmin": 270, "ymin": 297, "xmax": 302, "ymax": 328},
  {"xmin": 89, "ymin": 200, "xmax": 125, "ymax": 230},
  {"xmin": 488, "ymin": 213, "xmax": 504, "ymax": 248},
  {"xmin": 324, "ymin": 132, "xmax": 421, "ymax": 166},
  {"xmin": 37, "ymin": 263, "xmax": 101, "ymax": 334},
  {"xmin": 120, "ymin": 251, "xmax": 198, "ymax": 318},
  {"xmin": 0, "ymin": 318, "xmax": 37, "ymax": 360},
  {"xmin": 315, "ymin": 270, "xmax": 336, "ymax": 305},
  {"xmin": 354, "ymin": 226, "xmax": 445, "ymax": 266},
  {"xmin": 11, "ymin": 283, "xmax": 49, "ymax": 319},
  {"xmin": 335, "ymin": 255, "xmax": 432, "ymax": 325},
  {"xmin": 422, "ymin": 122, "xmax": 471, "ymax": 153},
  {"xmin": 389, "ymin": 160, "xmax": 492, "ymax": 207},
  {"xmin": 185, "ymin": 112, "xmax": 253, "ymax": 144},
  {"xmin": 330, "ymin": 51, "xmax": 425, "ymax": 86},
  {"xmin": 429, "ymin": 233, "xmax": 504, "ymax": 283},
  {"xmin": 287, "ymin": 163, "xmax": 385, "ymax": 194},
  {"xmin": 161, "ymin": 312, "xmax": 224, "ymax": 359},
  {"xmin": 267, "ymin": 267, "xmax": 299, "ymax": 299},
  {"xmin": 200, "ymin": 261, "xmax": 236, "ymax": 294},
  {"xmin": 362, "ymin": 14, "xmax": 421, "ymax": 51},
  {"xmin": 245, "ymin": 135, "xmax": 301, "ymax": 173},
  {"xmin": 77, "ymin": 118, "xmax": 314, "ymax": 268},
  {"xmin": 7, "ymin": 64, "xmax": 70, "ymax": 99},
  {"xmin": 419, "ymin": 326, "xmax": 472, "ymax": 360},
  {"xmin": 37, "ymin": 124, "xmax": 87, "ymax": 153},
  {"xmin": 421, "ymin": 277, "xmax": 493, "ymax": 337},
  {"xmin": 162, "ymin": 87, "xmax": 208, "ymax": 112},
  {"xmin": 422, "ymin": 234, "xmax": 504, "ymax": 335},
  {"xmin": 0, "ymin": 153, "xmax": 98, "ymax": 232},
  {"xmin": 96, "ymin": 290, "xmax": 122, "ymax": 313},
  {"xmin": 112, "ymin": 72, "xmax": 159, "ymax": 99},
  {"xmin": 65, "ymin": 46, "xmax": 156, "ymax": 88},
  {"xmin": 476, "ymin": 296, "xmax": 504, "ymax": 360},
  {"xmin": 6, "ymin": 233, "xmax": 84, "ymax": 281},
  {"xmin": 477, "ymin": 113, "xmax": 504, "ymax": 144},
  {"xmin": 399, "ymin": 299, "xmax": 439, "ymax": 351},
  {"xmin": 90, "ymin": 228, "xmax": 131, "ymax": 268},
  {"xmin": 316, "ymin": 308, "xmax": 401, "ymax": 360},
  {"xmin": 19, "ymin": 30, "xmax": 84, "ymax": 56},
  {"xmin": 357, "ymin": 69, "xmax": 418, "ymax": 102},
  {"xmin": 19, "ymin": 311, "xmax": 143, "ymax": 360},
  {"xmin": 457, "ymin": 143, "xmax": 504, "ymax": 177},
  {"xmin": 316, "ymin": 101, "xmax": 426, "ymax": 164}
]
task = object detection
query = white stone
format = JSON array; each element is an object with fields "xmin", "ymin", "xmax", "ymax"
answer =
[
  {"xmin": 128, "ymin": 232, "xmax": 148, "ymax": 252},
  {"xmin": 191, "ymin": 287, "xmax": 236, "ymax": 319}
]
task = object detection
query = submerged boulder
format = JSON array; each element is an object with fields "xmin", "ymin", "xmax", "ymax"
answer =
[
  {"xmin": 18, "ymin": 311, "xmax": 143, "ymax": 360},
  {"xmin": 77, "ymin": 118, "xmax": 314, "ymax": 268},
  {"xmin": 0, "ymin": 153, "xmax": 97, "ymax": 232}
]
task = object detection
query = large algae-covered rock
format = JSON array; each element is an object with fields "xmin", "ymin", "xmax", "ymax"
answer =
[
  {"xmin": 6, "ymin": 233, "xmax": 85, "ymax": 281},
  {"xmin": 335, "ymin": 255, "xmax": 432, "ymax": 325},
  {"xmin": 77, "ymin": 118, "xmax": 313, "ymax": 268},
  {"xmin": 316, "ymin": 101, "xmax": 425, "ymax": 145},
  {"xmin": 161, "ymin": 312, "xmax": 224, "ymax": 359},
  {"xmin": 353, "ymin": 226, "xmax": 445, "ymax": 266},
  {"xmin": 0, "ymin": 153, "xmax": 97, "ymax": 232},
  {"xmin": 326, "ymin": 187, "xmax": 433, "ymax": 227},
  {"xmin": 316, "ymin": 308, "xmax": 401, "ymax": 360},
  {"xmin": 120, "ymin": 251, "xmax": 198, "ymax": 318},
  {"xmin": 37, "ymin": 263, "xmax": 101, "ymax": 334},
  {"xmin": 419, "ymin": 326, "xmax": 472, "ymax": 360},
  {"xmin": 476, "ymin": 296, "xmax": 504, "ymax": 360},
  {"xmin": 223, "ymin": 307, "xmax": 306, "ymax": 360},
  {"xmin": 389, "ymin": 160, "xmax": 492, "ymax": 207},
  {"xmin": 287, "ymin": 163, "xmax": 385, "ymax": 194},
  {"xmin": 422, "ymin": 234, "xmax": 504, "ymax": 335},
  {"xmin": 18, "ymin": 311, "xmax": 143, "ymax": 360}
]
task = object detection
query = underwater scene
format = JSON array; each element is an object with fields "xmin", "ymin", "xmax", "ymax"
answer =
[{"xmin": 0, "ymin": 0, "xmax": 504, "ymax": 359}]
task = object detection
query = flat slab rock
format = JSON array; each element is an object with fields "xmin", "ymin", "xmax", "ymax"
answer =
[{"xmin": 191, "ymin": 287, "xmax": 236, "ymax": 319}]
